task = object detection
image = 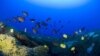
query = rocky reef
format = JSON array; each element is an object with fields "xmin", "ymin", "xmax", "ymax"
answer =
[
  {"xmin": 0, "ymin": 34, "xmax": 49, "ymax": 56},
  {"xmin": 0, "ymin": 22, "xmax": 100, "ymax": 56}
]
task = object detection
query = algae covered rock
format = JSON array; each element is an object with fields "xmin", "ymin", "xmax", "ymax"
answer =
[
  {"xmin": 0, "ymin": 34, "xmax": 49, "ymax": 56},
  {"xmin": 0, "ymin": 34, "xmax": 28, "ymax": 56},
  {"xmin": 0, "ymin": 34, "xmax": 18, "ymax": 54},
  {"xmin": 33, "ymin": 45, "xmax": 49, "ymax": 56}
]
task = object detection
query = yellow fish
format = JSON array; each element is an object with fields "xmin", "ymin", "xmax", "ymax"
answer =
[{"xmin": 60, "ymin": 43, "xmax": 66, "ymax": 49}]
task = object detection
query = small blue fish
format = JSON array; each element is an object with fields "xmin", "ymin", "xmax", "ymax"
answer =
[
  {"xmin": 88, "ymin": 32, "xmax": 95, "ymax": 37},
  {"xmin": 22, "ymin": 11, "xmax": 29, "ymax": 17},
  {"xmin": 87, "ymin": 43, "xmax": 95, "ymax": 54}
]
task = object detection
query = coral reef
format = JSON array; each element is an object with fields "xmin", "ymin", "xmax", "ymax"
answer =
[
  {"xmin": 0, "ymin": 34, "xmax": 27, "ymax": 56},
  {"xmin": 0, "ymin": 34, "xmax": 49, "ymax": 56},
  {"xmin": 0, "ymin": 22, "xmax": 100, "ymax": 56}
]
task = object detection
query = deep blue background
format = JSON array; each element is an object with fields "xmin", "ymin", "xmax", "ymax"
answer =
[{"xmin": 0, "ymin": 0, "xmax": 100, "ymax": 37}]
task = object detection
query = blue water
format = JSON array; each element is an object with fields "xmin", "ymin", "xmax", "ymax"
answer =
[{"xmin": 0, "ymin": 0, "xmax": 100, "ymax": 37}]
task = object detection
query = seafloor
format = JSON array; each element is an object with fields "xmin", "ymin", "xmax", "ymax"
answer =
[{"xmin": 0, "ymin": 22, "xmax": 100, "ymax": 56}]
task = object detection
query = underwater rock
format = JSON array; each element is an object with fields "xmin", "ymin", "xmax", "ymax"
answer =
[
  {"xmin": 13, "ymin": 32, "xmax": 38, "ymax": 47},
  {"xmin": 0, "ymin": 34, "xmax": 50, "ymax": 56},
  {"xmin": 0, "ymin": 22, "xmax": 39, "ymax": 47},
  {"xmin": 33, "ymin": 45, "xmax": 49, "ymax": 56},
  {"xmin": 0, "ymin": 21, "xmax": 100, "ymax": 56},
  {"xmin": 0, "ymin": 34, "xmax": 29, "ymax": 56}
]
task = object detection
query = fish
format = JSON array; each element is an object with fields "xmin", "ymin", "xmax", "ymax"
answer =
[
  {"xmin": 32, "ymin": 28, "xmax": 38, "ymax": 34},
  {"xmin": 60, "ymin": 43, "xmax": 66, "ymax": 49},
  {"xmin": 70, "ymin": 46, "xmax": 76, "ymax": 53},
  {"xmin": 17, "ymin": 16, "xmax": 25, "ymax": 22},
  {"xmin": 22, "ymin": 11, "xmax": 28, "ymax": 17},
  {"xmin": 10, "ymin": 28, "xmax": 14, "ymax": 33},
  {"xmin": 41, "ymin": 21, "xmax": 48, "ymax": 27},
  {"xmin": 85, "ymin": 32, "xmax": 99, "ymax": 39},
  {"xmin": 43, "ymin": 45, "xmax": 48, "ymax": 48},
  {"xmin": 87, "ymin": 43, "xmax": 95, "ymax": 54},
  {"xmin": 46, "ymin": 17, "xmax": 51, "ymax": 22},
  {"xmin": 14, "ymin": 16, "xmax": 25, "ymax": 23},
  {"xmin": 35, "ymin": 22, "xmax": 41, "ymax": 28},
  {"xmin": 88, "ymin": 32, "xmax": 95, "ymax": 37},
  {"xmin": 92, "ymin": 34, "xmax": 99, "ymax": 38},
  {"xmin": 30, "ymin": 19, "xmax": 35, "ymax": 23},
  {"xmin": 24, "ymin": 28, "xmax": 27, "ymax": 32},
  {"xmin": 73, "ymin": 27, "xmax": 86, "ymax": 36},
  {"xmin": 78, "ymin": 27, "xmax": 85, "ymax": 33},
  {"xmin": 0, "ymin": 22, "xmax": 7, "ymax": 29},
  {"xmin": 81, "ymin": 36, "xmax": 85, "ymax": 41},
  {"xmin": 65, "ymin": 41, "xmax": 78, "ymax": 48},
  {"xmin": 73, "ymin": 31, "xmax": 79, "ymax": 36},
  {"xmin": 0, "ymin": 23, "xmax": 4, "ymax": 28},
  {"xmin": 0, "ymin": 22, "xmax": 6, "ymax": 34},
  {"xmin": 63, "ymin": 34, "xmax": 68, "ymax": 39}
]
